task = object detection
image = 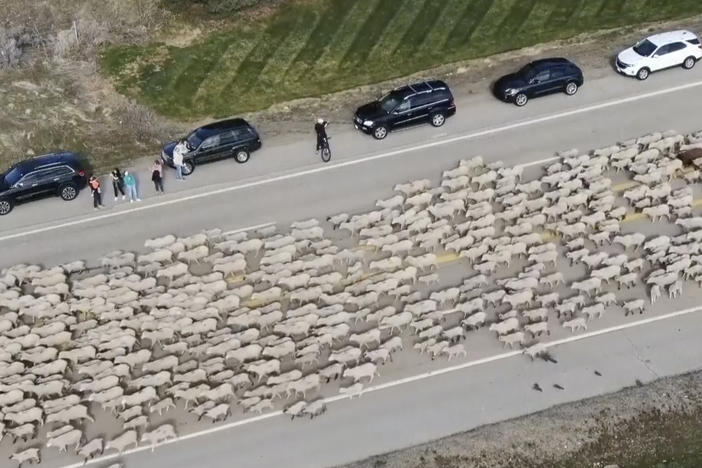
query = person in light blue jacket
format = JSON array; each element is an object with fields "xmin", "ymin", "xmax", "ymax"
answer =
[{"xmin": 123, "ymin": 171, "xmax": 140, "ymax": 202}]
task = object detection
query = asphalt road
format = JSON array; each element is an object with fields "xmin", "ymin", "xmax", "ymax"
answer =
[
  {"xmin": 50, "ymin": 306, "xmax": 702, "ymax": 468},
  {"xmin": 1, "ymin": 65, "xmax": 702, "ymax": 268},
  {"xmin": 5, "ymin": 63, "xmax": 702, "ymax": 468}
]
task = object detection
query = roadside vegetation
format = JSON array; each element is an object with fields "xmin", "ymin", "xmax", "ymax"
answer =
[
  {"xmin": 2, "ymin": 0, "xmax": 702, "ymax": 172},
  {"xmin": 103, "ymin": 0, "xmax": 702, "ymax": 119},
  {"xmin": 347, "ymin": 371, "xmax": 702, "ymax": 468},
  {"xmin": 0, "ymin": 0, "xmax": 177, "ymax": 173}
]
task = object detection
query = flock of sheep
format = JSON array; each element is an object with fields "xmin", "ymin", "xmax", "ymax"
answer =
[{"xmin": 1, "ymin": 128, "xmax": 702, "ymax": 467}]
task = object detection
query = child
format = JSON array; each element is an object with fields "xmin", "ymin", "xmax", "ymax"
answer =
[{"xmin": 88, "ymin": 176, "xmax": 103, "ymax": 209}]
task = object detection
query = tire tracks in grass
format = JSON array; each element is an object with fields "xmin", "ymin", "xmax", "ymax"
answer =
[
  {"xmin": 259, "ymin": 8, "xmax": 319, "ymax": 89},
  {"xmin": 168, "ymin": 35, "xmax": 238, "ymax": 113},
  {"xmin": 545, "ymin": 0, "xmax": 584, "ymax": 30},
  {"xmin": 574, "ymin": 0, "xmax": 608, "ymax": 24},
  {"xmin": 367, "ymin": 3, "xmax": 424, "ymax": 64},
  {"xmin": 496, "ymin": 0, "xmax": 538, "ymax": 39},
  {"xmin": 413, "ymin": 0, "xmax": 474, "ymax": 60},
  {"xmin": 314, "ymin": 1, "xmax": 377, "ymax": 75},
  {"xmin": 596, "ymin": 0, "xmax": 627, "ymax": 20},
  {"xmin": 444, "ymin": 0, "xmax": 495, "ymax": 49},
  {"xmin": 514, "ymin": 1, "xmax": 558, "ymax": 40},
  {"xmin": 197, "ymin": 33, "xmax": 262, "ymax": 110},
  {"xmin": 220, "ymin": 13, "xmax": 297, "ymax": 104},
  {"xmin": 392, "ymin": 0, "xmax": 450, "ymax": 58},
  {"xmin": 340, "ymin": 0, "xmax": 401, "ymax": 68},
  {"xmin": 287, "ymin": 0, "xmax": 356, "ymax": 81},
  {"xmin": 469, "ymin": 0, "xmax": 519, "ymax": 45}
]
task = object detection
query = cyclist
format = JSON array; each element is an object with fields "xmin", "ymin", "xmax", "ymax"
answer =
[{"xmin": 314, "ymin": 118, "xmax": 329, "ymax": 153}]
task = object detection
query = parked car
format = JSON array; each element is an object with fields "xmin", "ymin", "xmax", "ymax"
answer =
[
  {"xmin": 616, "ymin": 30, "xmax": 702, "ymax": 80},
  {"xmin": 0, "ymin": 152, "xmax": 88, "ymax": 215},
  {"xmin": 353, "ymin": 80, "xmax": 456, "ymax": 140},
  {"xmin": 161, "ymin": 118, "xmax": 262, "ymax": 175},
  {"xmin": 493, "ymin": 58, "xmax": 584, "ymax": 107}
]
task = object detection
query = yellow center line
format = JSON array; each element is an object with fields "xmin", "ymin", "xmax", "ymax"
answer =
[
  {"xmin": 611, "ymin": 181, "xmax": 638, "ymax": 192},
  {"xmin": 238, "ymin": 177, "xmax": 700, "ymax": 300},
  {"xmin": 612, "ymin": 166, "xmax": 693, "ymax": 193}
]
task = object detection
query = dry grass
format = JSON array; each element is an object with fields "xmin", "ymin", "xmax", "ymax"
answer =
[{"xmin": 0, "ymin": 0, "xmax": 180, "ymax": 173}]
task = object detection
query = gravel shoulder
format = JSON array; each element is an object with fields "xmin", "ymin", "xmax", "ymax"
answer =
[{"xmin": 343, "ymin": 370, "xmax": 702, "ymax": 468}]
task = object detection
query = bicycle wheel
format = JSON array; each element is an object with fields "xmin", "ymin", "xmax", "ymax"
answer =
[{"xmin": 321, "ymin": 146, "xmax": 331, "ymax": 163}]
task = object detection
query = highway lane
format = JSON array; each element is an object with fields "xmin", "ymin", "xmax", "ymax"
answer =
[
  {"xmin": 3, "ymin": 68, "xmax": 701, "ymax": 466},
  {"xmin": 3, "ymin": 69, "xmax": 702, "ymax": 237},
  {"xmin": 2, "ymin": 69, "xmax": 702, "ymax": 268},
  {"xmin": 48, "ymin": 305, "xmax": 702, "ymax": 468}
]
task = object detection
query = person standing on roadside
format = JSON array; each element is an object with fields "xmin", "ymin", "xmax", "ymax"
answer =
[
  {"xmin": 88, "ymin": 175, "xmax": 103, "ymax": 210},
  {"xmin": 123, "ymin": 171, "xmax": 141, "ymax": 202},
  {"xmin": 173, "ymin": 139, "xmax": 187, "ymax": 180},
  {"xmin": 111, "ymin": 168, "xmax": 126, "ymax": 201},
  {"xmin": 151, "ymin": 159, "xmax": 164, "ymax": 194}
]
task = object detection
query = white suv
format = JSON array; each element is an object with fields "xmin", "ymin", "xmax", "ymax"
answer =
[{"xmin": 616, "ymin": 29, "xmax": 701, "ymax": 80}]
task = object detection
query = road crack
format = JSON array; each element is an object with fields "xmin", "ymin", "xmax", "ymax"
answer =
[{"xmin": 623, "ymin": 330, "xmax": 660, "ymax": 379}]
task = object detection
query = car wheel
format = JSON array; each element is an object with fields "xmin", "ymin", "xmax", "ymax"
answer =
[
  {"xmin": 0, "ymin": 199, "xmax": 12, "ymax": 216},
  {"xmin": 182, "ymin": 161, "xmax": 195, "ymax": 176},
  {"xmin": 59, "ymin": 184, "xmax": 78, "ymax": 201},
  {"xmin": 514, "ymin": 93, "xmax": 528, "ymax": 107},
  {"xmin": 636, "ymin": 67, "xmax": 650, "ymax": 80},
  {"xmin": 564, "ymin": 82, "xmax": 579, "ymax": 96},
  {"xmin": 373, "ymin": 126, "xmax": 388, "ymax": 140},
  {"xmin": 430, "ymin": 112, "xmax": 446, "ymax": 127},
  {"xmin": 234, "ymin": 149, "xmax": 250, "ymax": 164},
  {"xmin": 683, "ymin": 56, "xmax": 696, "ymax": 70}
]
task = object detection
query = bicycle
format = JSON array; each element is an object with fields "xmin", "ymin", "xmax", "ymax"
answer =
[{"xmin": 319, "ymin": 136, "xmax": 331, "ymax": 163}]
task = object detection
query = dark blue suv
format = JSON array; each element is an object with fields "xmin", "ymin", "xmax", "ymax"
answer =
[
  {"xmin": 493, "ymin": 58, "xmax": 584, "ymax": 106},
  {"xmin": 354, "ymin": 80, "xmax": 456, "ymax": 140},
  {"xmin": 161, "ymin": 118, "xmax": 262, "ymax": 176},
  {"xmin": 0, "ymin": 152, "xmax": 88, "ymax": 215}
]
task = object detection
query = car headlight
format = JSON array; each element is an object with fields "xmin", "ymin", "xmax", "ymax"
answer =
[
  {"xmin": 363, "ymin": 120, "xmax": 374, "ymax": 126},
  {"xmin": 504, "ymin": 88, "xmax": 518, "ymax": 95}
]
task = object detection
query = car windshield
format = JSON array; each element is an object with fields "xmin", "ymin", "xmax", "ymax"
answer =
[
  {"xmin": 633, "ymin": 39, "xmax": 657, "ymax": 57},
  {"xmin": 186, "ymin": 131, "xmax": 203, "ymax": 150},
  {"xmin": 518, "ymin": 63, "xmax": 535, "ymax": 78},
  {"xmin": 3, "ymin": 167, "xmax": 22, "ymax": 186},
  {"xmin": 379, "ymin": 92, "xmax": 403, "ymax": 113}
]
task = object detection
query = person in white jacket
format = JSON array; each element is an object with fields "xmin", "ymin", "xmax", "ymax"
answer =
[{"xmin": 172, "ymin": 139, "xmax": 187, "ymax": 180}]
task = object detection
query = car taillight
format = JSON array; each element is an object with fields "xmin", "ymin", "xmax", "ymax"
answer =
[{"xmin": 78, "ymin": 170, "xmax": 86, "ymax": 177}]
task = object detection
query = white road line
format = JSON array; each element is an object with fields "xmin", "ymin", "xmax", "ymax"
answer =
[
  {"xmin": 65, "ymin": 304, "xmax": 702, "ymax": 468},
  {"xmin": 221, "ymin": 222, "xmax": 276, "ymax": 236},
  {"xmin": 4, "ymin": 79, "xmax": 702, "ymax": 244}
]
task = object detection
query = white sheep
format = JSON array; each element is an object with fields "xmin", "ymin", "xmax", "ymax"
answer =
[
  {"xmin": 9, "ymin": 447, "xmax": 41, "ymax": 466},
  {"xmin": 141, "ymin": 423, "xmax": 177, "ymax": 452},
  {"xmin": 46, "ymin": 428, "xmax": 83, "ymax": 453},
  {"xmin": 562, "ymin": 317, "xmax": 587, "ymax": 332},
  {"xmin": 622, "ymin": 299, "xmax": 646, "ymax": 316},
  {"xmin": 488, "ymin": 317, "xmax": 519, "ymax": 336},
  {"xmin": 570, "ymin": 277, "xmax": 601, "ymax": 296},
  {"xmin": 498, "ymin": 331, "xmax": 525, "ymax": 348}
]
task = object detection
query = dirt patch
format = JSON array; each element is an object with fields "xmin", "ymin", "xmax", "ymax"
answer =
[{"xmin": 343, "ymin": 371, "xmax": 702, "ymax": 468}]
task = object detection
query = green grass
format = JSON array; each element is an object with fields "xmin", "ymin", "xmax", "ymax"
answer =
[{"xmin": 102, "ymin": 0, "xmax": 702, "ymax": 119}]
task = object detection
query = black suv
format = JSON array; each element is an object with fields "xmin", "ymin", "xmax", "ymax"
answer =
[
  {"xmin": 0, "ymin": 152, "xmax": 88, "ymax": 215},
  {"xmin": 493, "ymin": 58, "xmax": 584, "ymax": 106},
  {"xmin": 161, "ymin": 118, "xmax": 262, "ymax": 175},
  {"xmin": 354, "ymin": 80, "xmax": 456, "ymax": 140}
]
